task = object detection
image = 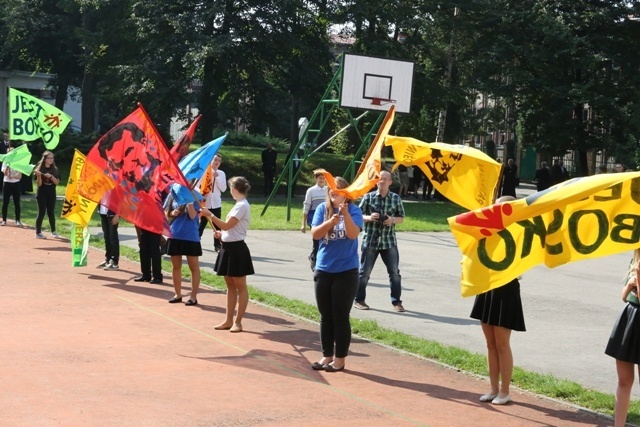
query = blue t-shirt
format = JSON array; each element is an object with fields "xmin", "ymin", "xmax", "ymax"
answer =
[
  {"xmin": 312, "ymin": 202, "xmax": 363, "ymax": 273},
  {"xmin": 170, "ymin": 205, "xmax": 201, "ymax": 242}
]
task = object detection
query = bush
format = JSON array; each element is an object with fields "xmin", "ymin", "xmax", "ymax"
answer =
[{"xmin": 222, "ymin": 129, "xmax": 288, "ymax": 152}]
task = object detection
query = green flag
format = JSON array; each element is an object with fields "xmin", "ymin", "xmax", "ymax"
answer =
[
  {"xmin": 0, "ymin": 144, "xmax": 34, "ymax": 175},
  {"xmin": 8, "ymin": 87, "xmax": 72, "ymax": 150},
  {"xmin": 71, "ymin": 223, "xmax": 90, "ymax": 267}
]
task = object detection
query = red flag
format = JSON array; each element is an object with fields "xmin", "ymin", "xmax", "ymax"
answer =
[
  {"xmin": 170, "ymin": 114, "xmax": 202, "ymax": 162},
  {"xmin": 79, "ymin": 104, "xmax": 190, "ymax": 236}
]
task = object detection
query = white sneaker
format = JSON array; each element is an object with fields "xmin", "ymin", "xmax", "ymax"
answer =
[
  {"xmin": 104, "ymin": 263, "xmax": 119, "ymax": 271},
  {"xmin": 96, "ymin": 260, "xmax": 109, "ymax": 268},
  {"xmin": 0, "ymin": 221, "xmax": 5, "ymax": 226},
  {"xmin": 15, "ymin": 220, "xmax": 23, "ymax": 227},
  {"xmin": 51, "ymin": 232, "xmax": 60, "ymax": 238},
  {"xmin": 35, "ymin": 233, "xmax": 46, "ymax": 239}
]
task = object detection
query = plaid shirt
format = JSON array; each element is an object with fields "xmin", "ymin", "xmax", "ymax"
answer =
[{"xmin": 359, "ymin": 190, "xmax": 405, "ymax": 250}]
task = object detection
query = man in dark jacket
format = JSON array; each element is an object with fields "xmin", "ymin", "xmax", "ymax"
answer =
[
  {"xmin": 261, "ymin": 143, "xmax": 277, "ymax": 196},
  {"xmin": 534, "ymin": 161, "xmax": 553, "ymax": 192},
  {"xmin": 551, "ymin": 159, "xmax": 569, "ymax": 184}
]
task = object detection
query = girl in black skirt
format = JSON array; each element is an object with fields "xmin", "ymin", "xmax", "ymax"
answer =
[
  {"xmin": 210, "ymin": 177, "xmax": 254, "ymax": 333},
  {"xmin": 165, "ymin": 196, "xmax": 215, "ymax": 306},
  {"xmin": 605, "ymin": 249, "xmax": 640, "ymax": 427},
  {"xmin": 469, "ymin": 196, "xmax": 525, "ymax": 406}
]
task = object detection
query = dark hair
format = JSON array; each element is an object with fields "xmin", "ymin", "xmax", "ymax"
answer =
[
  {"xmin": 229, "ymin": 176, "xmax": 250, "ymax": 195},
  {"xmin": 323, "ymin": 176, "xmax": 350, "ymax": 241}
]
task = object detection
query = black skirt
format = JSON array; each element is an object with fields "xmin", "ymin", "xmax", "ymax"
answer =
[
  {"xmin": 605, "ymin": 302, "xmax": 640, "ymax": 364},
  {"xmin": 214, "ymin": 240, "xmax": 254, "ymax": 277},
  {"xmin": 166, "ymin": 238, "xmax": 202, "ymax": 257},
  {"xmin": 470, "ymin": 279, "xmax": 526, "ymax": 332}
]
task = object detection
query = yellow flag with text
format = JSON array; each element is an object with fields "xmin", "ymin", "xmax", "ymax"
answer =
[
  {"xmin": 385, "ymin": 137, "xmax": 502, "ymax": 210},
  {"xmin": 323, "ymin": 106, "xmax": 396, "ymax": 199},
  {"xmin": 448, "ymin": 172, "xmax": 640, "ymax": 296},
  {"xmin": 61, "ymin": 150, "xmax": 99, "ymax": 227}
]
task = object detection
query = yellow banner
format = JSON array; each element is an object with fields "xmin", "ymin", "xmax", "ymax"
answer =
[
  {"xmin": 61, "ymin": 150, "xmax": 99, "ymax": 227},
  {"xmin": 76, "ymin": 150, "xmax": 117, "ymax": 207},
  {"xmin": 324, "ymin": 106, "xmax": 395, "ymax": 200},
  {"xmin": 448, "ymin": 172, "xmax": 640, "ymax": 297},
  {"xmin": 385, "ymin": 137, "xmax": 502, "ymax": 210}
]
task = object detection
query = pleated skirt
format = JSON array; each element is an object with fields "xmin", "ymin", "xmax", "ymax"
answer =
[
  {"xmin": 605, "ymin": 302, "xmax": 640, "ymax": 364},
  {"xmin": 214, "ymin": 240, "xmax": 255, "ymax": 277},
  {"xmin": 470, "ymin": 279, "xmax": 526, "ymax": 332},
  {"xmin": 166, "ymin": 238, "xmax": 202, "ymax": 257}
]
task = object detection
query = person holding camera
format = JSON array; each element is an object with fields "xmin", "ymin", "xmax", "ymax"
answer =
[{"xmin": 354, "ymin": 170, "xmax": 406, "ymax": 312}]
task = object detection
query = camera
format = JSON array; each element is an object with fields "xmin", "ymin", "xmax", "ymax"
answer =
[{"xmin": 378, "ymin": 214, "xmax": 389, "ymax": 225}]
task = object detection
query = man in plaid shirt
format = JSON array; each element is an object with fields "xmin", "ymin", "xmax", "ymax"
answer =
[{"xmin": 354, "ymin": 170, "xmax": 406, "ymax": 312}]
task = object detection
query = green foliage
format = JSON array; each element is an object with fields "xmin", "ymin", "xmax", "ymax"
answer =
[
  {"xmin": 223, "ymin": 130, "xmax": 288, "ymax": 151},
  {"xmin": 328, "ymin": 130, "xmax": 350, "ymax": 155}
]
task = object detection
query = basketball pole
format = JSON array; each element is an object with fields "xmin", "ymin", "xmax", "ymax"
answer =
[{"xmin": 260, "ymin": 55, "xmax": 386, "ymax": 219}]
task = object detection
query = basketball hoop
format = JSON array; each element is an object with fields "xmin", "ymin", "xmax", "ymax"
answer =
[{"xmin": 371, "ymin": 98, "xmax": 397, "ymax": 106}]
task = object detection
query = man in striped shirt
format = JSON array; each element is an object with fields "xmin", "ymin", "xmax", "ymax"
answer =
[{"xmin": 301, "ymin": 169, "xmax": 328, "ymax": 270}]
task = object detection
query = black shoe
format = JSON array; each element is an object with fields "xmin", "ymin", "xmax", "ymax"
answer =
[
  {"xmin": 324, "ymin": 364, "xmax": 345, "ymax": 372},
  {"xmin": 311, "ymin": 362, "xmax": 328, "ymax": 371},
  {"xmin": 185, "ymin": 299, "xmax": 198, "ymax": 306},
  {"xmin": 133, "ymin": 276, "xmax": 150, "ymax": 282},
  {"xmin": 150, "ymin": 278, "xmax": 163, "ymax": 284},
  {"xmin": 168, "ymin": 296, "xmax": 183, "ymax": 303}
]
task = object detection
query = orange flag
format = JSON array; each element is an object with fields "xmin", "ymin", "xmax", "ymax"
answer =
[
  {"xmin": 199, "ymin": 162, "xmax": 213, "ymax": 196},
  {"xmin": 323, "ymin": 105, "xmax": 396, "ymax": 199}
]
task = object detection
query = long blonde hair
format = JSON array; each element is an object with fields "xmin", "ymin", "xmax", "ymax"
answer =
[
  {"xmin": 323, "ymin": 176, "xmax": 351, "ymax": 241},
  {"xmin": 628, "ymin": 249, "xmax": 640, "ymax": 280}
]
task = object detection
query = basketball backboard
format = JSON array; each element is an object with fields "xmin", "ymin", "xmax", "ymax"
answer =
[{"xmin": 340, "ymin": 53, "xmax": 414, "ymax": 114}]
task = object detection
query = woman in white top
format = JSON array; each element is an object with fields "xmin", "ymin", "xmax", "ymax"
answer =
[
  {"xmin": 210, "ymin": 176, "xmax": 254, "ymax": 333},
  {"xmin": 1, "ymin": 148, "xmax": 23, "ymax": 227}
]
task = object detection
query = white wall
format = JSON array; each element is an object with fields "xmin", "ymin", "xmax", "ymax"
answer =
[{"xmin": 0, "ymin": 70, "xmax": 82, "ymax": 132}]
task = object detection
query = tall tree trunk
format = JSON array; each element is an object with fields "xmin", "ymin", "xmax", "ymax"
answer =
[
  {"xmin": 54, "ymin": 80, "xmax": 68, "ymax": 111},
  {"xmin": 290, "ymin": 95, "xmax": 299, "ymax": 148},
  {"xmin": 81, "ymin": 71, "xmax": 96, "ymax": 133},
  {"xmin": 199, "ymin": 55, "xmax": 218, "ymax": 144}
]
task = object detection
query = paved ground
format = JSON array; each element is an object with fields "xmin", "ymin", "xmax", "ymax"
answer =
[
  {"xmin": 105, "ymin": 183, "xmax": 634, "ymax": 400},
  {"xmin": 0, "ymin": 206, "xmax": 619, "ymax": 425}
]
